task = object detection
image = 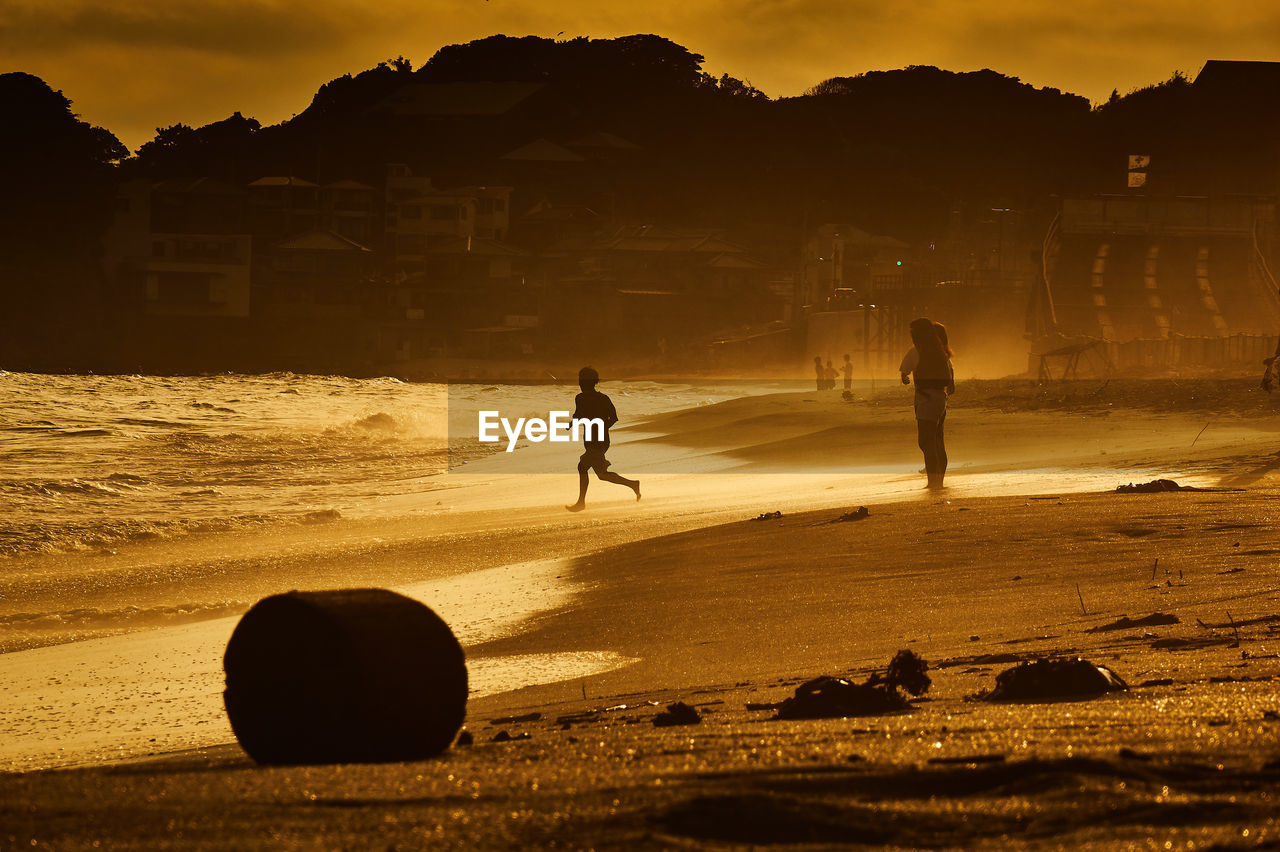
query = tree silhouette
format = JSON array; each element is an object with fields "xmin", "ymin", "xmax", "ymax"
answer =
[
  {"xmin": 130, "ymin": 112, "xmax": 261, "ymax": 180},
  {"xmin": 0, "ymin": 73, "xmax": 127, "ymax": 368}
]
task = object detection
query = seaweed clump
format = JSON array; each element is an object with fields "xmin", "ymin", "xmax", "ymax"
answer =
[
  {"xmin": 776, "ymin": 650, "xmax": 930, "ymax": 720},
  {"xmin": 980, "ymin": 657, "xmax": 1128, "ymax": 702}
]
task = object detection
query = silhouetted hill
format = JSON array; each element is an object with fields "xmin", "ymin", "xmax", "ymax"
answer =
[
  {"xmin": 93, "ymin": 37, "xmax": 1280, "ymax": 237},
  {"xmin": 1, "ymin": 72, "xmax": 126, "ymax": 224},
  {"xmin": 130, "ymin": 112, "xmax": 263, "ymax": 181},
  {"xmin": 9, "ymin": 41, "xmax": 1280, "ymax": 372},
  {"xmin": 1091, "ymin": 69, "xmax": 1280, "ymax": 196},
  {"xmin": 113, "ymin": 38, "xmax": 1116, "ymax": 241},
  {"xmin": 0, "ymin": 72, "xmax": 126, "ymax": 368}
]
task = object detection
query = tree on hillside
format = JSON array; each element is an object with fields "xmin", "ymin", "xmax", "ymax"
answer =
[
  {"xmin": 1092, "ymin": 68, "xmax": 1280, "ymax": 194},
  {"xmin": 0, "ymin": 71, "xmax": 125, "ymax": 240},
  {"xmin": 0, "ymin": 72, "xmax": 128, "ymax": 366},
  {"xmin": 0, "ymin": 72, "xmax": 126, "ymax": 188},
  {"xmin": 703, "ymin": 73, "xmax": 767, "ymax": 99},
  {"xmin": 294, "ymin": 58, "xmax": 416, "ymax": 123},
  {"xmin": 750, "ymin": 66, "xmax": 1095, "ymax": 238},
  {"xmin": 417, "ymin": 34, "xmax": 711, "ymax": 108},
  {"xmin": 130, "ymin": 112, "xmax": 262, "ymax": 180},
  {"xmin": 1094, "ymin": 71, "xmax": 1192, "ymax": 115}
]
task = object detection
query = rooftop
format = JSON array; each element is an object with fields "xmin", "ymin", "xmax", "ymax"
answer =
[
  {"xmin": 249, "ymin": 177, "xmax": 319, "ymax": 188},
  {"xmin": 275, "ymin": 231, "xmax": 372, "ymax": 252}
]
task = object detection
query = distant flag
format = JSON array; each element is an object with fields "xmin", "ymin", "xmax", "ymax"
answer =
[
  {"xmin": 1127, "ymin": 172, "xmax": 1148, "ymax": 188},
  {"xmin": 1128, "ymin": 154, "xmax": 1151, "ymax": 170}
]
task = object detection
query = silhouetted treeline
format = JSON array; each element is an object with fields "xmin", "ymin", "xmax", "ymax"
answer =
[
  {"xmin": 103, "ymin": 37, "xmax": 1280, "ymax": 237},
  {"xmin": 0, "ymin": 73, "xmax": 126, "ymax": 368},
  {"xmin": 6, "ymin": 36, "xmax": 1280, "ymax": 371},
  {"xmin": 108, "ymin": 37, "xmax": 1091, "ymax": 237}
]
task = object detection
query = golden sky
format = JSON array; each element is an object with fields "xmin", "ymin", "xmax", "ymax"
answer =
[{"xmin": 5, "ymin": 0, "xmax": 1280, "ymax": 151}]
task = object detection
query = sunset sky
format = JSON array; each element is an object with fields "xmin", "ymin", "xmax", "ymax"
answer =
[{"xmin": 5, "ymin": 0, "xmax": 1280, "ymax": 151}]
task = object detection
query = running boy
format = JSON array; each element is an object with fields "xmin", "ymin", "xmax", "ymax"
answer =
[{"xmin": 566, "ymin": 366, "xmax": 641, "ymax": 511}]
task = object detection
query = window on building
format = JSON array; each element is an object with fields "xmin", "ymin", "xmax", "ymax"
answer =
[
  {"xmin": 401, "ymin": 205, "xmax": 422, "ymax": 219},
  {"xmin": 397, "ymin": 233, "xmax": 427, "ymax": 254},
  {"xmin": 274, "ymin": 254, "xmax": 310, "ymax": 273},
  {"xmin": 156, "ymin": 271, "xmax": 209, "ymax": 305},
  {"xmin": 430, "ymin": 205, "xmax": 460, "ymax": 220}
]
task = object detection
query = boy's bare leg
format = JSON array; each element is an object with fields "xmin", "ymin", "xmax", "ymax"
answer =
[
  {"xmin": 600, "ymin": 471, "xmax": 641, "ymax": 501},
  {"xmin": 566, "ymin": 465, "xmax": 590, "ymax": 511}
]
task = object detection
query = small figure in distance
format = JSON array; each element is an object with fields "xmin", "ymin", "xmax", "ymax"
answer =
[
  {"xmin": 1262, "ymin": 286, "xmax": 1279, "ymax": 392},
  {"xmin": 813, "ymin": 355, "xmax": 824, "ymax": 391},
  {"xmin": 1263, "ymin": 332, "xmax": 1280, "ymax": 392},
  {"xmin": 824, "ymin": 358, "xmax": 838, "ymax": 390},
  {"xmin": 566, "ymin": 366, "xmax": 641, "ymax": 512},
  {"xmin": 842, "ymin": 354, "xmax": 853, "ymax": 392}
]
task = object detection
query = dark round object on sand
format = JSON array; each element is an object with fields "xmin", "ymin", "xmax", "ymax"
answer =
[
  {"xmin": 984, "ymin": 657, "xmax": 1127, "ymax": 702},
  {"xmin": 224, "ymin": 589, "xmax": 467, "ymax": 765}
]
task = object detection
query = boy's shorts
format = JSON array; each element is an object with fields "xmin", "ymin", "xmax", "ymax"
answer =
[{"xmin": 579, "ymin": 446, "xmax": 611, "ymax": 474}]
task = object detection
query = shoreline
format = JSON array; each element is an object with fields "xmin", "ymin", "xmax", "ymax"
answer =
[
  {"xmin": 3, "ymin": 382, "xmax": 1278, "ymax": 737},
  {"xmin": 3, "ymin": 379, "xmax": 1280, "ymax": 846},
  {"xmin": 5, "ymin": 482, "xmax": 1280, "ymax": 847}
]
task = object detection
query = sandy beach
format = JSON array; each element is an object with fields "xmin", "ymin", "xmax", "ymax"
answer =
[{"xmin": 4, "ymin": 378, "xmax": 1280, "ymax": 849}]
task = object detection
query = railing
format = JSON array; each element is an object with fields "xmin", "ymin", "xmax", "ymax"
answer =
[
  {"xmin": 1250, "ymin": 218, "xmax": 1280, "ymax": 325},
  {"xmin": 1040, "ymin": 211, "xmax": 1061, "ymax": 330}
]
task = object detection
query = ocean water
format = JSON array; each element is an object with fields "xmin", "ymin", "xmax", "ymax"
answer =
[
  {"xmin": 0, "ymin": 372, "xmax": 447, "ymax": 557},
  {"xmin": 0, "ymin": 371, "xmax": 789, "ymax": 767},
  {"xmin": 0, "ymin": 371, "xmax": 763, "ymax": 559}
]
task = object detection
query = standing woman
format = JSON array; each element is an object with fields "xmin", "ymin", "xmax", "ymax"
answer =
[{"xmin": 899, "ymin": 318, "xmax": 955, "ymax": 488}]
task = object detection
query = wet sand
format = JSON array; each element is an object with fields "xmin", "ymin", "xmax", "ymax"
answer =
[{"xmin": 4, "ymin": 379, "xmax": 1280, "ymax": 848}]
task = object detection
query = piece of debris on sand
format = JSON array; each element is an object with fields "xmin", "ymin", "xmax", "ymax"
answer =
[
  {"xmin": 1086, "ymin": 613, "xmax": 1180, "ymax": 633},
  {"xmin": 979, "ymin": 657, "xmax": 1128, "ymax": 702},
  {"xmin": 491, "ymin": 730, "xmax": 531, "ymax": 742},
  {"xmin": 653, "ymin": 702, "xmax": 701, "ymax": 727},
  {"xmin": 1115, "ymin": 479, "xmax": 1205, "ymax": 493},
  {"xmin": 750, "ymin": 511, "xmax": 783, "ymax": 521},
  {"xmin": 776, "ymin": 650, "xmax": 930, "ymax": 719},
  {"xmin": 823, "ymin": 507, "xmax": 869, "ymax": 524}
]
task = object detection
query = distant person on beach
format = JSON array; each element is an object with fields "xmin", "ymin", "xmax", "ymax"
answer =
[
  {"xmin": 842, "ymin": 354, "xmax": 853, "ymax": 392},
  {"xmin": 813, "ymin": 356, "xmax": 824, "ymax": 391},
  {"xmin": 566, "ymin": 366, "xmax": 641, "ymax": 512},
  {"xmin": 900, "ymin": 318, "xmax": 955, "ymax": 489},
  {"xmin": 1263, "ymin": 335, "xmax": 1280, "ymax": 392},
  {"xmin": 825, "ymin": 359, "xmax": 838, "ymax": 390}
]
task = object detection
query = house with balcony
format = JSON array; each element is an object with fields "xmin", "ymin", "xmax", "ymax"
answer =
[
  {"xmin": 320, "ymin": 180, "xmax": 379, "ymax": 244},
  {"xmin": 102, "ymin": 178, "xmax": 253, "ymax": 318},
  {"xmin": 538, "ymin": 224, "xmax": 784, "ymax": 354},
  {"xmin": 247, "ymin": 177, "xmax": 321, "ymax": 243}
]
